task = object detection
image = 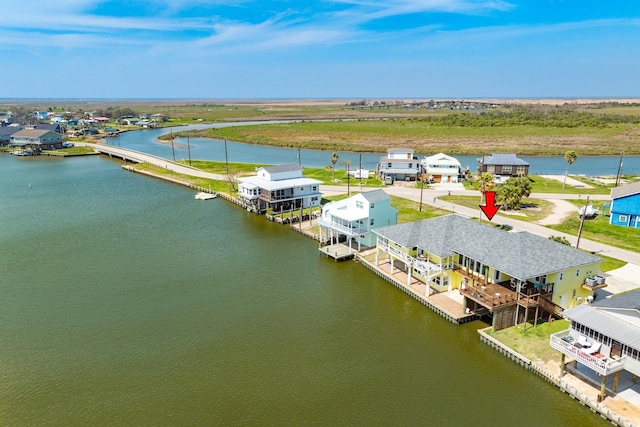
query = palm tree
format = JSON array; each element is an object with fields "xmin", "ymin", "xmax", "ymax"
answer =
[
  {"xmin": 563, "ymin": 150, "xmax": 577, "ymax": 189},
  {"xmin": 475, "ymin": 172, "xmax": 495, "ymax": 222},
  {"xmin": 330, "ymin": 152, "xmax": 339, "ymax": 181}
]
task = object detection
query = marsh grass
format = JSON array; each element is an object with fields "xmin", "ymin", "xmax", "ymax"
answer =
[{"xmin": 171, "ymin": 120, "xmax": 639, "ymax": 155}]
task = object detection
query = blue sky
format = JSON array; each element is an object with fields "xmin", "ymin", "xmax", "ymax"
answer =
[{"xmin": 1, "ymin": 0, "xmax": 639, "ymax": 99}]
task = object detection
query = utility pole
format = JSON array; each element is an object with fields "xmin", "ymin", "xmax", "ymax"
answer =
[
  {"xmin": 419, "ymin": 175, "xmax": 424, "ymax": 212},
  {"xmin": 187, "ymin": 136, "xmax": 192, "ymax": 166},
  {"xmin": 347, "ymin": 163, "xmax": 350, "ymax": 196},
  {"xmin": 576, "ymin": 195, "xmax": 590, "ymax": 249},
  {"xmin": 170, "ymin": 130, "xmax": 175, "ymax": 162},
  {"xmin": 615, "ymin": 152, "xmax": 624, "ymax": 187},
  {"xmin": 224, "ymin": 138, "xmax": 229, "ymax": 174}
]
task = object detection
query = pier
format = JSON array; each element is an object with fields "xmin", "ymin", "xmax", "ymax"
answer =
[{"xmin": 319, "ymin": 243, "xmax": 355, "ymax": 261}]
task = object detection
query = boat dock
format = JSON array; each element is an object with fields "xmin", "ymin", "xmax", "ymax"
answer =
[{"xmin": 319, "ymin": 244, "xmax": 355, "ymax": 261}]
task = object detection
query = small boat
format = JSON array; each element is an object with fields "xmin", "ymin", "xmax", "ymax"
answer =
[
  {"xmin": 578, "ymin": 204, "xmax": 598, "ymax": 218},
  {"xmin": 195, "ymin": 192, "xmax": 217, "ymax": 200}
]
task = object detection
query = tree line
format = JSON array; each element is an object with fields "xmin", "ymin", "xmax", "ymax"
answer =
[{"xmin": 410, "ymin": 108, "xmax": 640, "ymax": 128}]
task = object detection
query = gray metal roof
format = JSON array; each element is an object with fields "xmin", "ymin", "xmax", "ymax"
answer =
[
  {"xmin": 0, "ymin": 127, "xmax": 19, "ymax": 136},
  {"xmin": 373, "ymin": 215, "xmax": 601, "ymax": 280},
  {"xmin": 611, "ymin": 181, "xmax": 640, "ymax": 200},
  {"xmin": 360, "ymin": 189, "xmax": 390, "ymax": 203},
  {"xmin": 477, "ymin": 153, "xmax": 529, "ymax": 166},
  {"xmin": 262, "ymin": 164, "xmax": 301, "ymax": 173},
  {"xmin": 593, "ymin": 289, "xmax": 640, "ymax": 311},
  {"xmin": 564, "ymin": 302, "xmax": 640, "ymax": 350},
  {"xmin": 387, "ymin": 147, "xmax": 413, "ymax": 153}
]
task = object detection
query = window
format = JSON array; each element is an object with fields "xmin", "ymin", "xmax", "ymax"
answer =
[
  {"xmin": 300, "ymin": 187, "xmax": 304, "ymax": 191},
  {"xmin": 559, "ymin": 272, "xmax": 563, "ymax": 281},
  {"xmin": 370, "ymin": 218, "xmax": 375, "ymax": 226},
  {"xmin": 370, "ymin": 203, "xmax": 375, "ymax": 209},
  {"xmin": 387, "ymin": 163, "xmax": 392, "ymax": 167},
  {"xmin": 409, "ymin": 163, "xmax": 413, "ymax": 168},
  {"xmin": 502, "ymin": 165, "xmax": 512, "ymax": 173},
  {"xmin": 313, "ymin": 186, "xmax": 317, "ymax": 191},
  {"xmin": 487, "ymin": 166, "xmax": 495, "ymax": 173},
  {"xmin": 576, "ymin": 269, "xmax": 580, "ymax": 277},
  {"xmin": 356, "ymin": 201, "xmax": 364, "ymax": 209},
  {"xmin": 619, "ymin": 215, "xmax": 628, "ymax": 222}
]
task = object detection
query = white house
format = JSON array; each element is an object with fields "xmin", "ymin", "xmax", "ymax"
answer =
[
  {"xmin": 238, "ymin": 164, "xmax": 322, "ymax": 214},
  {"xmin": 421, "ymin": 153, "xmax": 462, "ymax": 183},
  {"xmin": 550, "ymin": 289, "xmax": 640, "ymax": 402},
  {"xmin": 317, "ymin": 189, "xmax": 397, "ymax": 250},
  {"xmin": 377, "ymin": 148, "xmax": 421, "ymax": 182}
]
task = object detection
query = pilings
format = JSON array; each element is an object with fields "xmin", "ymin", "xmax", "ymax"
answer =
[{"xmin": 357, "ymin": 254, "xmax": 478, "ymax": 325}]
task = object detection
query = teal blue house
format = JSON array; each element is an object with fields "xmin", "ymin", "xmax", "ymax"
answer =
[{"xmin": 609, "ymin": 182, "xmax": 640, "ymax": 228}]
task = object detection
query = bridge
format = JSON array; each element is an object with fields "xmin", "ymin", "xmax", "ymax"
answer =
[{"xmin": 84, "ymin": 143, "xmax": 225, "ymax": 180}]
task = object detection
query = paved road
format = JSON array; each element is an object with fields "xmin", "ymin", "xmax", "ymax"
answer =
[
  {"xmin": 85, "ymin": 143, "xmax": 227, "ymax": 180},
  {"xmin": 322, "ymin": 184, "xmax": 640, "ymax": 265}
]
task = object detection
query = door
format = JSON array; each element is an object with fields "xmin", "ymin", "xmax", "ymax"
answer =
[{"xmin": 559, "ymin": 293, "xmax": 568, "ymax": 308}]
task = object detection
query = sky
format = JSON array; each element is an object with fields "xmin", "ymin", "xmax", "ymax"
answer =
[{"xmin": 1, "ymin": 0, "xmax": 639, "ymax": 99}]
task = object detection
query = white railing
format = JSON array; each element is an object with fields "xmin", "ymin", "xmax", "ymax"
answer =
[
  {"xmin": 550, "ymin": 331, "xmax": 626, "ymax": 376},
  {"xmin": 378, "ymin": 241, "xmax": 442, "ymax": 276},
  {"xmin": 317, "ymin": 217, "xmax": 368, "ymax": 236}
]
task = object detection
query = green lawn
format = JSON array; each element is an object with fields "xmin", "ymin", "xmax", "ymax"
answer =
[
  {"xmin": 485, "ymin": 319, "xmax": 570, "ymax": 364},
  {"xmin": 441, "ymin": 194, "xmax": 555, "ymax": 222},
  {"xmin": 527, "ymin": 175, "xmax": 611, "ymax": 195},
  {"xmin": 548, "ymin": 200, "xmax": 640, "ymax": 252}
]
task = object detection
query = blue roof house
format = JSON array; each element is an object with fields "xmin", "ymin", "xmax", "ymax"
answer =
[{"xmin": 609, "ymin": 182, "xmax": 640, "ymax": 228}]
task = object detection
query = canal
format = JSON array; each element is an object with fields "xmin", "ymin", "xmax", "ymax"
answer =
[{"xmin": 0, "ymin": 153, "xmax": 609, "ymax": 425}]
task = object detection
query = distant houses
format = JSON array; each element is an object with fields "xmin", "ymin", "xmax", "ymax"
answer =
[
  {"xmin": 0, "ymin": 111, "xmax": 13, "ymax": 124},
  {"xmin": 377, "ymin": 148, "xmax": 421, "ymax": 183},
  {"xmin": 0, "ymin": 126, "xmax": 20, "ymax": 146},
  {"xmin": 477, "ymin": 153, "xmax": 529, "ymax": 182},
  {"xmin": 237, "ymin": 164, "xmax": 322, "ymax": 214},
  {"xmin": 421, "ymin": 153, "xmax": 462, "ymax": 183},
  {"xmin": 609, "ymin": 181, "xmax": 640, "ymax": 228}
]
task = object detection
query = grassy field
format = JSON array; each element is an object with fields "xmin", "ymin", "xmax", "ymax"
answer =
[{"xmin": 170, "ymin": 119, "xmax": 639, "ymax": 155}]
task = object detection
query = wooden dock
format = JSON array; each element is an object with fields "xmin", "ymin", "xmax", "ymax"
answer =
[{"xmin": 319, "ymin": 244, "xmax": 355, "ymax": 261}]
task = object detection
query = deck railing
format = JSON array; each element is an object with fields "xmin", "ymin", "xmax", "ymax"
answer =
[
  {"xmin": 550, "ymin": 330, "xmax": 626, "ymax": 376},
  {"xmin": 317, "ymin": 218, "xmax": 368, "ymax": 237}
]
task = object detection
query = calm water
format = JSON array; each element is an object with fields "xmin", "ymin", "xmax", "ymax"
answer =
[
  {"xmin": 111, "ymin": 124, "xmax": 640, "ymax": 176},
  {"xmin": 0, "ymin": 154, "xmax": 608, "ymax": 425}
]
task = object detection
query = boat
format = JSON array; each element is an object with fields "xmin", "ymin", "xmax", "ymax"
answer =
[
  {"xmin": 578, "ymin": 204, "xmax": 598, "ymax": 218},
  {"xmin": 195, "ymin": 192, "xmax": 217, "ymax": 200},
  {"xmin": 11, "ymin": 150, "xmax": 36, "ymax": 156}
]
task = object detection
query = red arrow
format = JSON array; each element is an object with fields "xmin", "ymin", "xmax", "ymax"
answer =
[{"xmin": 480, "ymin": 191, "xmax": 501, "ymax": 220}]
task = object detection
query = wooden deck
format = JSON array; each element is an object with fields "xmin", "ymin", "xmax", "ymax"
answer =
[
  {"xmin": 457, "ymin": 268, "xmax": 557, "ymax": 315},
  {"xmin": 319, "ymin": 243, "xmax": 355, "ymax": 261},
  {"xmin": 364, "ymin": 258, "xmax": 476, "ymax": 322}
]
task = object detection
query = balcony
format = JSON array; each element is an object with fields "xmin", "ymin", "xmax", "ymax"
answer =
[
  {"xmin": 317, "ymin": 217, "xmax": 368, "ymax": 237},
  {"xmin": 550, "ymin": 330, "xmax": 626, "ymax": 376}
]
